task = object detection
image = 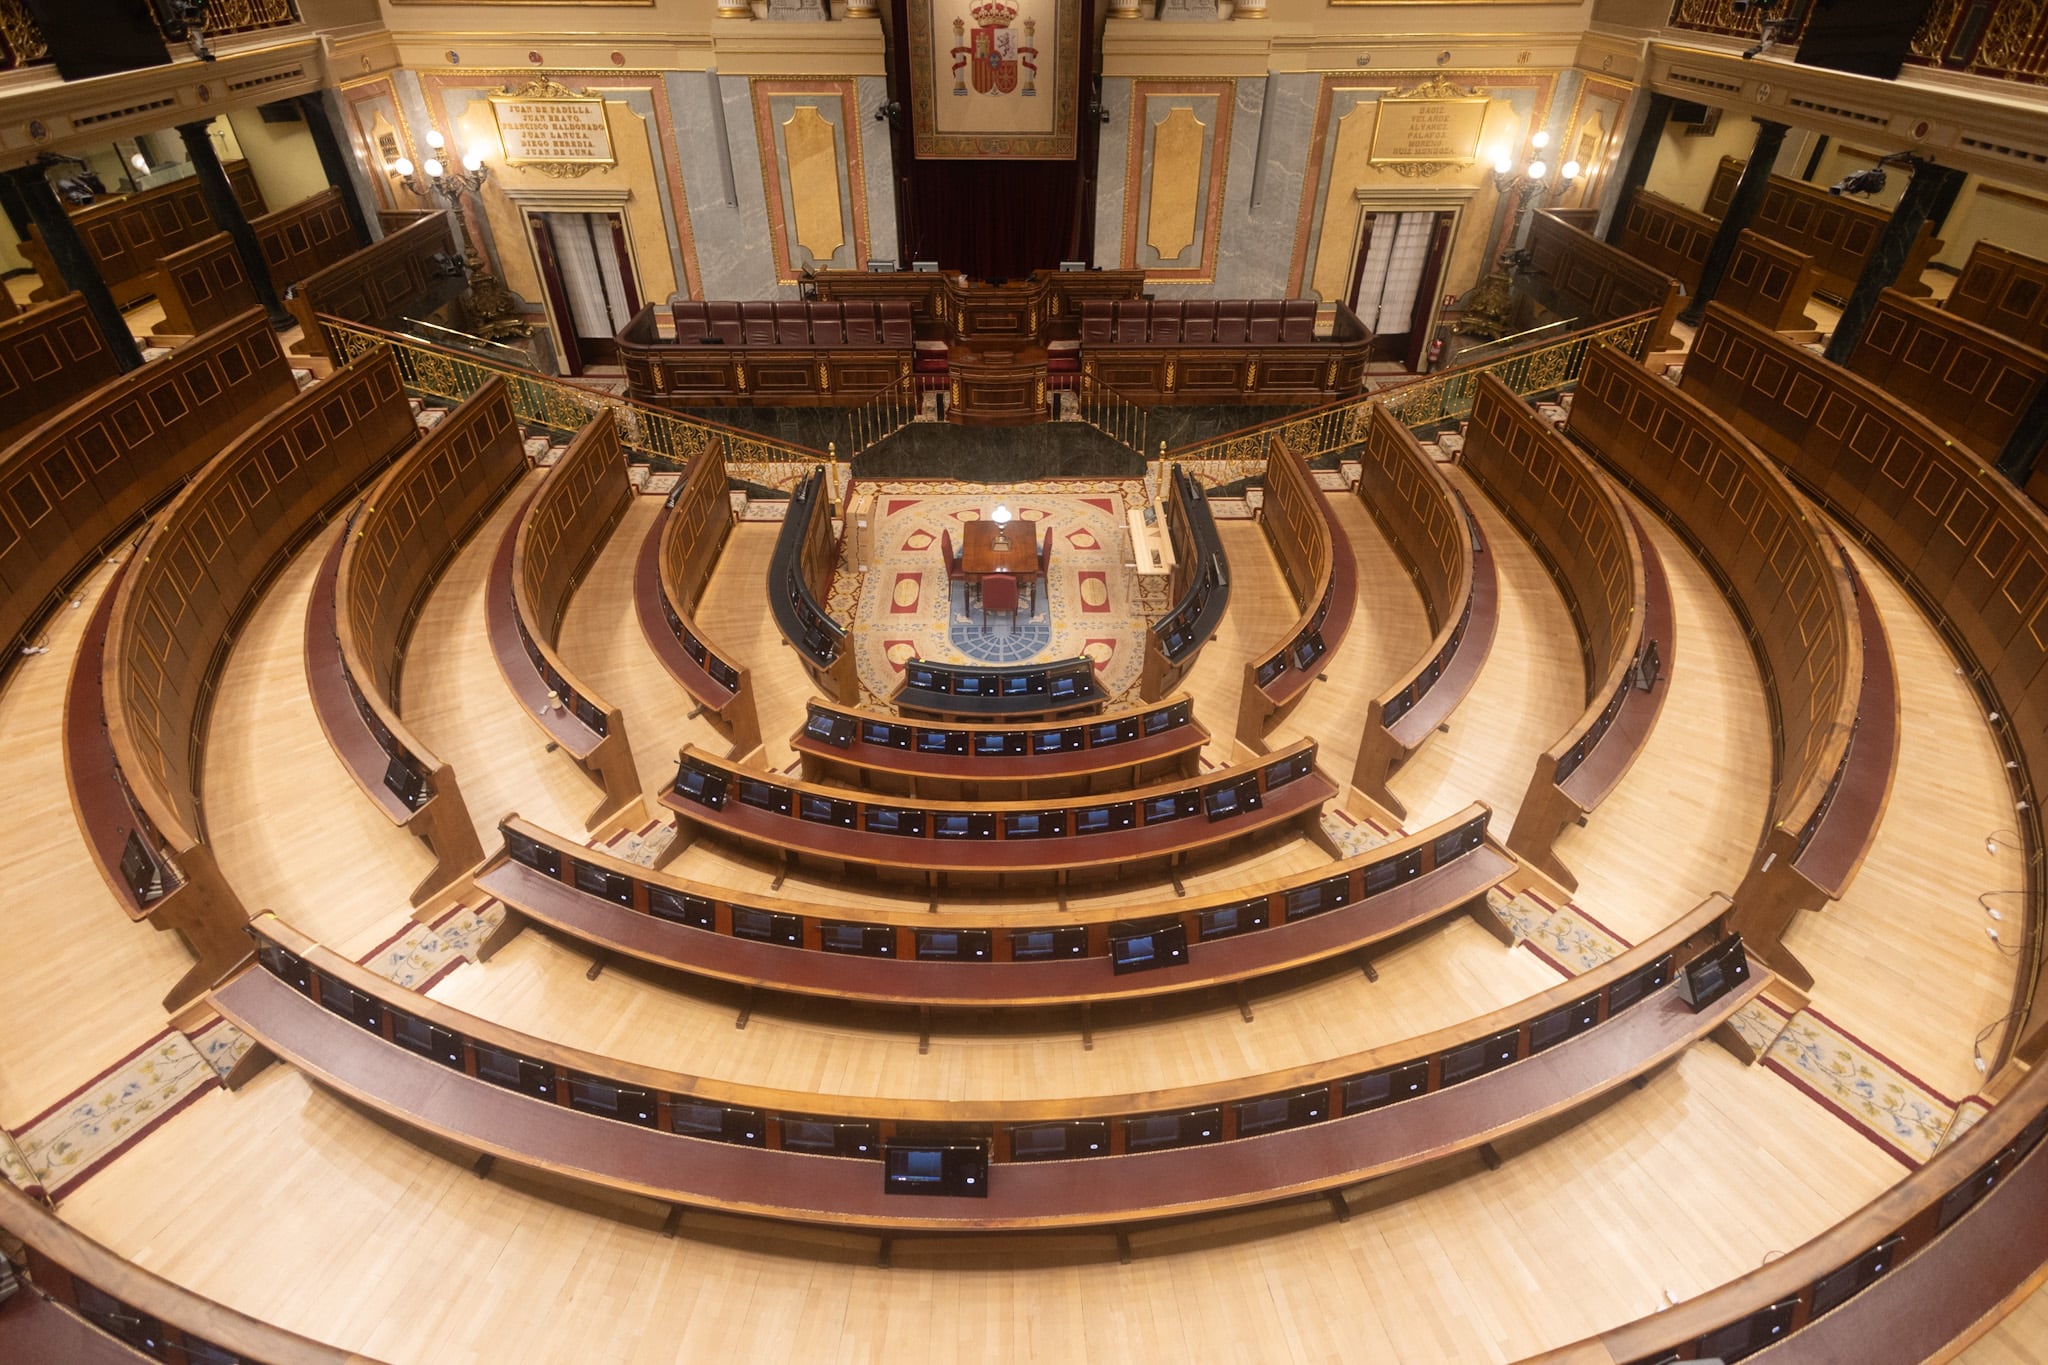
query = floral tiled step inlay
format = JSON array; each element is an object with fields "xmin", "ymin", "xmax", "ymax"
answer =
[
  {"xmin": 1762, "ymin": 1009, "xmax": 1957, "ymax": 1167},
  {"xmin": 359, "ymin": 902, "xmax": 508, "ymax": 990},
  {"xmin": 5, "ymin": 1031, "xmax": 222, "ymax": 1198}
]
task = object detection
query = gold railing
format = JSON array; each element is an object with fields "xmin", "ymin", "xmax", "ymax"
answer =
[
  {"xmin": 320, "ymin": 317, "xmax": 827, "ymax": 475},
  {"xmin": 0, "ymin": 0, "xmax": 298, "ymax": 70},
  {"xmin": 844, "ymin": 371, "xmax": 924, "ymax": 460},
  {"xmin": 1072, "ymin": 372, "xmax": 1150, "ymax": 461},
  {"xmin": 1167, "ymin": 311, "xmax": 1656, "ymax": 477}
]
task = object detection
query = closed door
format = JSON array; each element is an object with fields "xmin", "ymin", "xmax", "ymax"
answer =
[
  {"xmin": 528, "ymin": 210, "xmax": 640, "ymax": 374},
  {"xmin": 1347, "ymin": 209, "xmax": 1455, "ymax": 369}
]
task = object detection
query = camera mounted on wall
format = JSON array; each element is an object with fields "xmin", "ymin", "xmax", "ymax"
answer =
[
  {"xmin": 1827, "ymin": 149, "xmax": 1928, "ymax": 197},
  {"xmin": 151, "ymin": 0, "xmax": 217, "ymax": 60},
  {"xmin": 1733, "ymin": 0, "xmax": 1796, "ymax": 59}
]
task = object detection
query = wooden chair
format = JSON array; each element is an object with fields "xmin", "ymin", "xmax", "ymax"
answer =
[{"xmin": 980, "ymin": 572, "xmax": 1019, "ymax": 632}]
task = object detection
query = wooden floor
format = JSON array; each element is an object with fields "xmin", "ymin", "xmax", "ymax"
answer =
[
  {"xmin": 0, "ymin": 553, "xmax": 190, "ymax": 1127},
  {"xmin": 1388, "ymin": 468, "xmax": 1584, "ymax": 834},
  {"xmin": 204, "ymin": 520, "xmax": 431, "ymax": 959},
  {"xmin": 400, "ymin": 468, "xmax": 601, "ymax": 845},
  {"xmin": 1959, "ymin": 1270, "xmax": 2048, "ymax": 1363},
  {"xmin": 53, "ymin": 1030, "xmax": 1909, "ymax": 1364},
  {"xmin": 687, "ymin": 521, "xmax": 819, "ymax": 773},
  {"xmin": 1544, "ymin": 490, "xmax": 1775, "ymax": 947}
]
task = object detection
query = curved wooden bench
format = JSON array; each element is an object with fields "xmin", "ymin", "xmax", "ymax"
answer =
[
  {"xmin": 1351, "ymin": 403, "xmax": 1499, "ymax": 821},
  {"xmin": 1522, "ymin": 1068, "xmax": 2048, "ymax": 1364},
  {"xmin": 1140, "ymin": 464, "xmax": 1232, "ymax": 701},
  {"xmin": 661, "ymin": 737, "xmax": 1335, "ymax": 881},
  {"xmin": 488, "ymin": 408, "xmax": 644, "ymax": 834},
  {"xmin": 1722, "ymin": 228, "xmax": 1822, "ymax": 336},
  {"xmin": 1705, "ymin": 155, "xmax": 1940, "ymax": 303},
  {"xmin": 11, "ymin": 312, "xmax": 291, "ymax": 676},
  {"xmin": 1238, "ymin": 434, "xmax": 1357, "ymax": 748},
  {"xmin": 1459, "ymin": 375, "xmax": 1672, "ymax": 890},
  {"xmin": 1524, "ymin": 210, "xmax": 1685, "ymax": 353},
  {"xmin": 0, "ymin": 1179, "xmax": 380, "ymax": 1364},
  {"xmin": 312, "ymin": 379, "xmax": 527, "ymax": 908},
  {"xmin": 473, "ymin": 802, "xmax": 1507, "ymax": 1007},
  {"xmin": 1568, "ymin": 335, "xmax": 1886, "ymax": 991},
  {"xmin": 216, "ymin": 897, "xmax": 1757, "ymax": 1232},
  {"xmin": 152, "ymin": 190, "xmax": 358, "ymax": 340},
  {"xmin": 769, "ymin": 467, "xmax": 859, "ymax": 702},
  {"xmin": 1844, "ymin": 286, "xmax": 2048, "ymax": 468},
  {"xmin": 634, "ymin": 432, "xmax": 763, "ymax": 755},
  {"xmin": 0, "ymin": 293, "xmax": 118, "ymax": 450},
  {"xmin": 97, "ymin": 349, "xmax": 414, "ymax": 1008},
  {"xmin": 1678, "ymin": 301, "xmax": 2045, "ymax": 1061},
  {"xmin": 23, "ymin": 161, "xmax": 265, "ymax": 308},
  {"xmin": 891, "ymin": 655, "xmax": 1104, "ymax": 719},
  {"xmin": 1613, "ymin": 188, "xmax": 1713, "ymax": 293},
  {"xmin": 1946, "ymin": 238, "xmax": 2048, "ymax": 354},
  {"xmin": 791, "ymin": 694, "xmax": 1205, "ymax": 798}
]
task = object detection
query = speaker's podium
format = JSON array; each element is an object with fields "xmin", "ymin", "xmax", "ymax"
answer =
[{"xmin": 947, "ymin": 340, "xmax": 1049, "ymax": 426}]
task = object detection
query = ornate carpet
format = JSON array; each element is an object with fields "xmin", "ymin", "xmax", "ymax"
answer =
[{"xmin": 831, "ymin": 480, "xmax": 1151, "ymax": 706}]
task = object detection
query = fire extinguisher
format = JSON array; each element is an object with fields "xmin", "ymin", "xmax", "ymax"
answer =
[{"xmin": 1426, "ymin": 336, "xmax": 1445, "ymax": 371}]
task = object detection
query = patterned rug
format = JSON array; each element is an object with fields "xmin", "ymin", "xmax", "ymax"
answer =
[
  {"xmin": 1755, "ymin": 1003, "xmax": 1960, "ymax": 1168},
  {"xmin": 832, "ymin": 481, "xmax": 1149, "ymax": 705},
  {"xmin": 4, "ymin": 1030, "xmax": 224, "ymax": 1199},
  {"xmin": 358, "ymin": 901, "xmax": 510, "ymax": 991},
  {"xmin": 1485, "ymin": 887, "xmax": 1630, "ymax": 975}
]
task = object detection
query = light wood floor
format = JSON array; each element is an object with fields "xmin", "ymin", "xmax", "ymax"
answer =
[
  {"xmin": 688, "ymin": 521, "xmax": 820, "ymax": 774},
  {"xmin": 0, "ymin": 553, "xmax": 190, "ymax": 1126},
  {"xmin": 51, "ymin": 1029, "xmax": 1909, "ymax": 1364},
  {"xmin": 400, "ymin": 468, "xmax": 600, "ymax": 845},
  {"xmin": 1958, "ymin": 1271, "xmax": 2048, "ymax": 1363},
  {"xmin": 1268, "ymin": 490, "xmax": 1431, "ymax": 786},
  {"xmin": 1780, "ymin": 539, "xmax": 2025, "ymax": 1101},
  {"xmin": 1544, "ymin": 490, "xmax": 1775, "ymax": 947},
  {"xmin": 1388, "ymin": 468, "xmax": 1585, "ymax": 834},
  {"xmin": 554, "ymin": 496, "xmax": 729, "ymax": 808},
  {"xmin": 1171, "ymin": 520, "xmax": 1293, "ymax": 764},
  {"xmin": 203, "ymin": 520, "xmax": 431, "ymax": 960}
]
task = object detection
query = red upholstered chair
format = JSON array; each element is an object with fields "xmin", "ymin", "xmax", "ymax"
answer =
[
  {"xmin": 843, "ymin": 304, "xmax": 878, "ymax": 345},
  {"xmin": 1079, "ymin": 300, "xmax": 1113, "ymax": 344},
  {"xmin": 808, "ymin": 302, "xmax": 843, "ymax": 345},
  {"xmin": 672, "ymin": 301, "xmax": 708, "ymax": 344},
  {"xmin": 1114, "ymin": 300, "xmax": 1150, "ymax": 343},
  {"xmin": 979, "ymin": 572, "xmax": 1018, "ymax": 631},
  {"xmin": 1182, "ymin": 300, "xmax": 1216, "ymax": 343},
  {"xmin": 774, "ymin": 301, "xmax": 810, "ymax": 345},
  {"xmin": 1248, "ymin": 299, "xmax": 1283, "ymax": 343},
  {"xmin": 740, "ymin": 301, "xmax": 775, "ymax": 345},
  {"xmin": 1214, "ymin": 301, "xmax": 1249, "ymax": 344},
  {"xmin": 1280, "ymin": 299, "xmax": 1316, "ymax": 344},
  {"xmin": 880, "ymin": 300, "xmax": 914, "ymax": 345},
  {"xmin": 1150, "ymin": 301, "xmax": 1183, "ymax": 344},
  {"xmin": 707, "ymin": 301, "xmax": 744, "ymax": 345}
]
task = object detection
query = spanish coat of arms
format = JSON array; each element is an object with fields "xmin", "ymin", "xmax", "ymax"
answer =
[{"xmin": 951, "ymin": 1, "xmax": 1038, "ymax": 97}]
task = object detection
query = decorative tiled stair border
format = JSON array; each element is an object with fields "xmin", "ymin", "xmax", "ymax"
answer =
[
  {"xmin": 4, "ymin": 1030, "xmax": 224, "ymax": 1201},
  {"xmin": 1759, "ymin": 1005, "xmax": 1960, "ymax": 1168},
  {"xmin": 357, "ymin": 900, "xmax": 510, "ymax": 992}
]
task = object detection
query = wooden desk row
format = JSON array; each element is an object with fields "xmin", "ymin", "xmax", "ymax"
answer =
[
  {"xmin": 1946, "ymin": 238, "xmax": 2048, "ymax": 355},
  {"xmin": 1844, "ymin": 286, "xmax": 2048, "ymax": 468},
  {"xmin": 1140, "ymin": 464, "xmax": 1231, "ymax": 702},
  {"xmin": 1238, "ymin": 435, "xmax": 1356, "ymax": 748},
  {"xmin": 150, "ymin": 188, "xmax": 361, "ymax": 340},
  {"xmin": 490, "ymin": 410, "xmax": 643, "ymax": 833},
  {"xmin": 1522, "ymin": 211, "xmax": 1685, "ymax": 355},
  {"xmin": 665, "ymin": 737, "xmax": 1335, "ymax": 880},
  {"xmin": 892, "ymin": 655, "xmax": 1102, "ymax": 719},
  {"xmin": 312, "ymin": 380, "xmax": 526, "ymax": 907},
  {"xmin": 0, "ymin": 1179, "xmax": 377, "ymax": 1365},
  {"xmin": 635, "ymin": 434, "xmax": 763, "ymax": 754},
  {"xmin": 290, "ymin": 213, "xmax": 458, "ymax": 362},
  {"xmin": 476, "ymin": 801, "xmax": 1504, "ymax": 1007},
  {"xmin": 768, "ymin": 467, "xmax": 858, "ymax": 702},
  {"xmin": 86, "ymin": 346, "xmax": 416, "ymax": 1011},
  {"xmin": 618, "ymin": 304, "xmax": 911, "ymax": 408},
  {"xmin": 0, "ymin": 293, "xmax": 118, "ymax": 450},
  {"xmin": 811, "ymin": 266, "xmax": 1148, "ymax": 341},
  {"xmin": 23, "ymin": 161, "xmax": 266, "ymax": 308},
  {"xmin": 792, "ymin": 694, "xmax": 1204, "ymax": 798},
  {"xmin": 1615, "ymin": 192, "xmax": 1823, "ymax": 335},
  {"xmin": 1568, "ymin": 337, "xmax": 1891, "ymax": 990},
  {"xmin": 1076, "ymin": 300, "xmax": 1373, "ymax": 407},
  {"xmin": 1526, "ymin": 1067, "xmax": 2048, "ymax": 1364},
  {"xmin": 1352, "ymin": 403, "xmax": 1498, "ymax": 820},
  {"xmin": 1459, "ymin": 375, "xmax": 1672, "ymax": 891},
  {"xmin": 217, "ymin": 898, "xmax": 1756, "ymax": 1230},
  {"xmin": 1704, "ymin": 156, "xmax": 1941, "ymax": 304},
  {"xmin": 1679, "ymin": 300, "xmax": 2044, "ymax": 1062}
]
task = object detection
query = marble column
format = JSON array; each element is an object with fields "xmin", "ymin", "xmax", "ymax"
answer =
[
  {"xmin": 6, "ymin": 163, "xmax": 142, "ymax": 371},
  {"xmin": 1597, "ymin": 92, "xmax": 1674, "ymax": 244},
  {"xmin": 177, "ymin": 121, "xmax": 292, "ymax": 330},
  {"xmin": 295, "ymin": 90, "xmax": 376, "ymax": 247},
  {"xmin": 1678, "ymin": 118, "xmax": 1788, "ymax": 326},
  {"xmin": 1823, "ymin": 158, "xmax": 1968, "ymax": 363}
]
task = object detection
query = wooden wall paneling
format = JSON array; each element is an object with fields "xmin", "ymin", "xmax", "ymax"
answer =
[
  {"xmin": 1704, "ymin": 157, "xmax": 1941, "ymax": 303},
  {"xmin": 24, "ymin": 163, "xmax": 266, "ymax": 308},
  {"xmin": 1847, "ymin": 287, "xmax": 2048, "ymax": 466},
  {"xmin": 0, "ymin": 295, "xmax": 120, "ymax": 449},
  {"xmin": 286, "ymin": 211, "xmax": 455, "ymax": 358},
  {"xmin": 1946, "ymin": 239, "xmax": 2048, "ymax": 354},
  {"xmin": 644, "ymin": 435, "xmax": 762, "ymax": 755},
  {"xmin": 506, "ymin": 410, "xmax": 644, "ymax": 832},
  {"xmin": 1522, "ymin": 210, "xmax": 1685, "ymax": 352}
]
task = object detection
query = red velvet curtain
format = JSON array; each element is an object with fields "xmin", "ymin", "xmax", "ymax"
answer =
[{"xmin": 883, "ymin": 0, "xmax": 1098, "ymax": 280}]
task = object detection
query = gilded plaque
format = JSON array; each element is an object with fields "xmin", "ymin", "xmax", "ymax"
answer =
[
  {"xmin": 1367, "ymin": 76, "xmax": 1488, "ymax": 175},
  {"xmin": 490, "ymin": 77, "xmax": 616, "ymax": 174}
]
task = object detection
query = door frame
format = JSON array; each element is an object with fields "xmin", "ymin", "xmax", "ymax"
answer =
[
  {"xmin": 1344, "ymin": 184, "xmax": 1477, "ymax": 358},
  {"xmin": 502, "ymin": 184, "xmax": 644, "ymax": 374}
]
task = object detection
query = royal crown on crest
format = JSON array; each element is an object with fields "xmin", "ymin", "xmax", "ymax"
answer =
[{"xmin": 969, "ymin": 0, "xmax": 1017, "ymax": 27}]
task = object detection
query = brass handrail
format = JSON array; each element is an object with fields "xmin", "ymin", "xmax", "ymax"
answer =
[
  {"xmin": 844, "ymin": 370, "xmax": 926, "ymax": 460},
  {"xmin": 1071, "ymin": 372, "xmax": 1149, "ymax": 461},
  {"xmin": 1164, "ymin": 311, "xmax": 1656, "ymax": 480},
  {"xmin": 318, "ymin": 316, "xmax": 829, "ymax": 475}
]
